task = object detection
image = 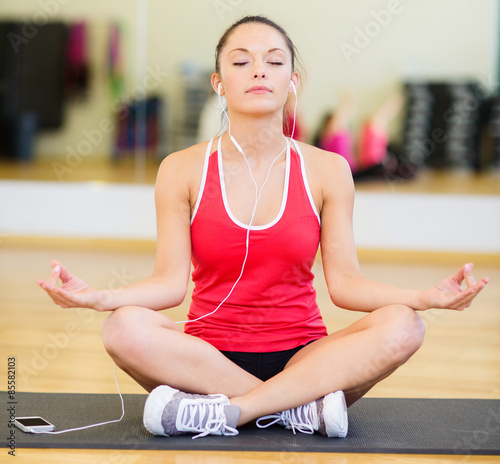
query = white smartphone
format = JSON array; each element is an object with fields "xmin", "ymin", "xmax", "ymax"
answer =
[{"xmin": 14, "ymin": 416, "xmax": 55, "ymax": 433}]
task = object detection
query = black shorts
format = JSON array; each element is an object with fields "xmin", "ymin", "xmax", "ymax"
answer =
[{"xmin": 220, "ymin": 343, "xmax": 313, "ymax": 382}]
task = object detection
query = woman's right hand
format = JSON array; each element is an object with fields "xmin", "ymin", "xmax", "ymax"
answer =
[{"xmin": 38, "ymin": 260, "xmax": 106, "ymax": 311}]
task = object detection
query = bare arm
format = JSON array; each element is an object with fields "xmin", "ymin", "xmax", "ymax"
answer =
[
  {"xmin": 316, "ymin": 149, "xmax": 488, "ymax": 312},
  {"xmin": 38, "ymin": 149, "xmax": 194, "ymax": 312}
]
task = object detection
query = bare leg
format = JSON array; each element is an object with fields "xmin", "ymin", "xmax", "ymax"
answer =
[
  {"xmin": 102, "ymin": 306, "xmax": 262, "ymax": 396},
  {"xmin": 230, "ymin": 304, "xmax": 425, "ymax": 426},
  {"xmin": 103, "ymin": 304, "xmax": 425, "ymax": 431},
  {"xmin": 368, "ymin": 92, "xmax": 404, "ymax": 132}
]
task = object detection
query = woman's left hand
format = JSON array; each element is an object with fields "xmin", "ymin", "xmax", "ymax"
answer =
[{"xmin": 417, "ymin": 263, "xmax": 489, "ymax": 311}]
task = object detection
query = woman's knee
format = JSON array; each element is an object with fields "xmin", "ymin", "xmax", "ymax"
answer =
[
  {"xmin": 102, "ymin": 306, "xmax": 140, "ymax": 355},
  {"xmin": 102, "ymin": 306, "xmax": 176, "ymax": 356},
  {"xmin": 374, "ymin": 304, "xmax": 426, "ymax": 363}
]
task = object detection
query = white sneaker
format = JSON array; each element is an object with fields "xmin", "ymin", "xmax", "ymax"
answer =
[
  {"xmin": 317, "ymin": 391, "xmax": 348, "ymax": 437},
  {"xmin": 256, "ymin": 390, "xmax": 348, "ymax": 438},
  {"xmin": 143, "ymin": 385, "xmax": 241, "ymax": 439}
]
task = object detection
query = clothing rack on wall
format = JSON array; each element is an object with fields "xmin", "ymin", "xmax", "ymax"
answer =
[{"xmin": 112, "ymin": 96, "xmax": 166, "ymax": 160}]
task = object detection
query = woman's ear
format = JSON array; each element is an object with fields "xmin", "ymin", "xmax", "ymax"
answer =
[
  {"xmin": 211, "ymin": 73, "xmax": 223, "ymax": 95},
  {"xmin": 288, "ymin": 71, "xmax": 299, "ymax": 95}
]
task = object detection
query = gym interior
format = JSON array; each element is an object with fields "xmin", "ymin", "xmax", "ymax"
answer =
[{"xmin": 1, "ymin": 1, "xmax": 499, "ymax": 463}]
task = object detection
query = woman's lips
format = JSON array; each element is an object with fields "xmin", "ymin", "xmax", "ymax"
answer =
[{"xmin": 246, "ymin": 86, "xmax": 272, "ymax": 94}]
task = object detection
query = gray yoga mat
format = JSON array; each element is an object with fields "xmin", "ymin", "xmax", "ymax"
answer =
[{"xmin": 4, "ymin": 392, "xmax": 500, "ymax": 455}]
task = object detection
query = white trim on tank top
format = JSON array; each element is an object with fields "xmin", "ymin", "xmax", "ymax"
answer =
[
  {"xmin": 190, "ymin": 138, "xmax": 214, "ymax": 225},
  {"xmin": 190, "ymin": 137, "xmax": 320, "ymax": 228},
  {"xmin": 290, "ymin": 139, "xmax": 321, "ymax": 225},
  {"xmin": 218, "ymin": 135, "xmax": 291, "ymax": 231}
]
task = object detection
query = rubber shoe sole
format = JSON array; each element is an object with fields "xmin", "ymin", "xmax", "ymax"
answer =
[
  {"xmin": 322, "ymin": 390, "xmax": 348, "ymax": 438},
  {"xmin": 143, "ymin": 385, "xmax": 178, "ymax": 436}
]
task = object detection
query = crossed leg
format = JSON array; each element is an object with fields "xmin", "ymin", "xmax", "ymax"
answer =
[
  {"xmin": 102, "ymin": 303, "xmax": 425, "ymax": 427},
  {"xmin": 102, "ymin": 306, "xmax": 263, "ymax": 397}
]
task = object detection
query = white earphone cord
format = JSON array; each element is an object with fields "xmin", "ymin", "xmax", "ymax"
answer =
[
  {"xmin": 31, "ymin": 363, "xmax": 125, "ymax": 434},
  {"xmin": 175, "ymin": 86, "xmax": 291, "ymax": 326},
  {"xmin": 290, "ymin": 81, "xmax": 297, "ymax": 139}
]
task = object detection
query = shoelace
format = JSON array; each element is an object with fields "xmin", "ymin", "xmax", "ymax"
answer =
[
  {"xmin": 256, "ymin": 401, "xmax": 317, "ymax": 435},
  {"xmin": 178, "ymin": 396, "xmax": 238, "ymax": 439}
]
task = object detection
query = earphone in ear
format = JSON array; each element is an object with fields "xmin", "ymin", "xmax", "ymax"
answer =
[
  {"xmin": 290, "ymin": 81, "xmax": 297, "ymax": 97},
  {"xmin": 216, "ymin": 82, "xmax": 244, "ymax": 153}
]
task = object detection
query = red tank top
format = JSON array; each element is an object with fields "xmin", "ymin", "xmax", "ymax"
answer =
[{"xmin": 185, "ymin": 137, "xmax": 328, "ymax": 352}]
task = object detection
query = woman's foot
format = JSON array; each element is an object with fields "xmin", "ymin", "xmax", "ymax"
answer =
[
  {"xmin": 256, "ymin": 390, "xmax": 348, "ymax": 438},
  {"xmin": 143, "ymin": 385, "xmax": 241, "ymax": 438}
]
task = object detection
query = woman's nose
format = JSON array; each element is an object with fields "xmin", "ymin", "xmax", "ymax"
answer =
[{"xmin": 252, "ymin": 61, "xmax": 266, "ymax": 79}]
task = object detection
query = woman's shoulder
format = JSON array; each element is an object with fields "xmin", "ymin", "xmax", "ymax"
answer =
[
  {"xmin": 156, "ymin": 140, "xmax": 214, "ymax": 183},
  {"xmin": 292, "ymin": 140, "xmax": 353, "ymax": 184},
  {"xmin": 160, "ymin": 140, "xmax": 212, "ymax": 169},
  {"xmin": 291, "ymin": 141, "xmax": 354, "ymax": 214}
]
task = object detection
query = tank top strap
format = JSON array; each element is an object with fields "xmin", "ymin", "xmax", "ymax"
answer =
[
  {"xmin": 191, "ymin": 138, "xmax": 215, "ymax": 224},
  {"xmin": 289, "ymin": 138, "xmax": 321, "ymax": 225}
]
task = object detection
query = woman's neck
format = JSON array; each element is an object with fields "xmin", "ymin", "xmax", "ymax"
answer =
[{"xmin": 225, "ymin": 110, "xmax": 287, "ymax": 162}]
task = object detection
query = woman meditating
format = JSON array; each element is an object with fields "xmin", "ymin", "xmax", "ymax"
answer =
[{"xmin": 38, "ymin": 15, "xmax": 488, "ymax": 439}]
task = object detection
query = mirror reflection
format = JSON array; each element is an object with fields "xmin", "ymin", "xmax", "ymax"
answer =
[{"xmin": 0, "ymin": 0, "xmax": 499, "ymax": 194}]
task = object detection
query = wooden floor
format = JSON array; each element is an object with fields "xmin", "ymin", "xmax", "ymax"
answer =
[{"xmin": 1, "ymin": 244, "xmax": 499, "ymax": 463}]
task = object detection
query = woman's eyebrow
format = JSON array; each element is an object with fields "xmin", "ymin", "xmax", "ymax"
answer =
[
  {"xmin": 228, "ymin": 47, "xmax": 286, "ymax": 55},
  {"xmin": 228, "ymin": 48, "xmax": 250, "ymax": 55}
]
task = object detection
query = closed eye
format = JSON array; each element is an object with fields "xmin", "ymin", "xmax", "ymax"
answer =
[{"xmin": 233, "ymin": 62, "xmax": 248, "ymax": 67}]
